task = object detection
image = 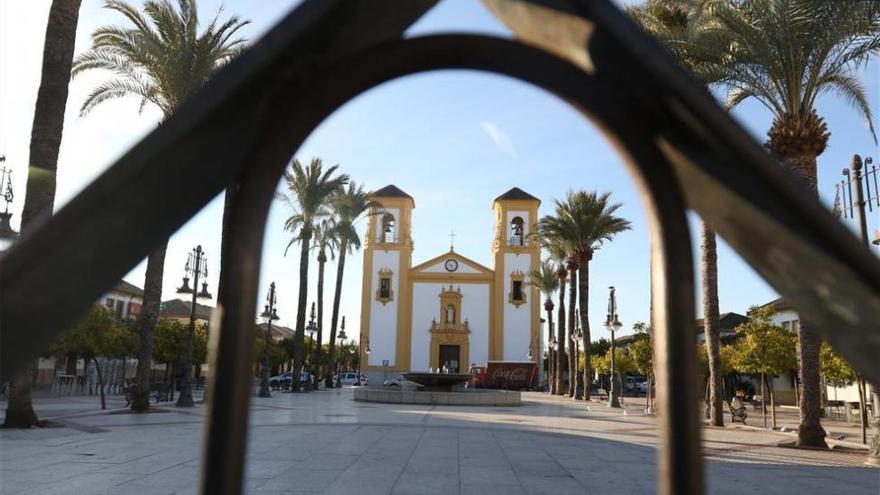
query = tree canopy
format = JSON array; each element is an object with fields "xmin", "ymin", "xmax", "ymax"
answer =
[{"xmin": 730, "ymin": 305, "xmax": 797, "ymax": 377}]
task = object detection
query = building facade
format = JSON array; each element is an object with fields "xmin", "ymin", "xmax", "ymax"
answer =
[{"xmin": 358, "ymin": 186, "xmax": 541, "ymax": 381}]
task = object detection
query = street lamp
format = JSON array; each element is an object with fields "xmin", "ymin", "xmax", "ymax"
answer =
[
  {"xmin": 175, "ymin": 245, "xmax": 211, "ymax": 408},
  {"xmin": 604, "ymin": 286, "xmax": 623, "ymax": 408},
  {"xmin": 258, "ymin": 282, "xmax": 279, "ymax": 398},
  {"xmin": 0, "ymin": 159, "xmax": 19, "ymax": 252},
  {"xmin": 305, "ymin": 302, "xmax": 317, "ymax": 389},
  {"xmin": 357, "ymin": 332, "xmax": 371, "ymax": 386},
  {"xmin": 572, "ymin": 309, "xmax": 585, "ymax": 399},
  {"xmin": 336, "ymin": 316, "xmax": 347, "ymax": 387}
]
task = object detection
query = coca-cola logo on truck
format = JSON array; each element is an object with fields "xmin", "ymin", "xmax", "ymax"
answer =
[{"xmin": 491, "ymin": 366, "xmax": 530, "ymax": 383}]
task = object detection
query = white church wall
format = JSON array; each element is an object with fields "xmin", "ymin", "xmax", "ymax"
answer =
[
  {"xmin": 503, "ymin": 253, "xmax": 533, "ymax": 360},
  {"xmin": 368, "ymin": 249, "xmax": 400, "ymax": 366},
  {"xmin": 410, "ymin": 282, "xmax": 491, "ymax": 371},
  {"xmin": 421, "ymin": 258, "xmax": 482, "ymax": 274}
]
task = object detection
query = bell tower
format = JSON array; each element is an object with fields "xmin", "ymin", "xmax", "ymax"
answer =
[
  {"xmin": 492, "ymin": 188, "xmax": 541, "ymax": 361},
  {"xmin": 359, "ymin": 185, "xmax": 414, "ymax": 373}
]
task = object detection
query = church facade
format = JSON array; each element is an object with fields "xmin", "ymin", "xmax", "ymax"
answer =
[{"xmin": 358, "ymin": 185, "xmax": 541, "ymax": 378}]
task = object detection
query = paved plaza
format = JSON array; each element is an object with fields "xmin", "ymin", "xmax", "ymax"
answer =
[{"xmin": 1, "ymin": 388, "xmax": 878, "ymax": 494}]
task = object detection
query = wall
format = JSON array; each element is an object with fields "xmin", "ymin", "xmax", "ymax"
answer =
[
  {"xmin": 410, "ymin": 282, "xmax": 490, "ymax": 371},
  {"xmin": 502, "ymin": 252, "xmax": 533, "ymax": 361},
  {"xmin": 367, "ymin": 249, "xmax": 401, "ymax": 367}
]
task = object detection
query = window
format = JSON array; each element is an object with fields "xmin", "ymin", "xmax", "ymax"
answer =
[
  {"xmin": 115, "ymin": 300, "xmax": 125, "ymax": 320},
  {"xmin": 105, "ymin": 297, "xmax": 114, "ymax": 309},
  {"xmin": 381, "ymin": 214, "xmax": 396, "ymax": 243},
  {"xmin": 508, "ymin": 270, "xmax": 527, "ymax": 307},
  {"xmin": 510, "ymin": 216, "xmax": 525, "ymax": 246},
  {"xmin": 512, "ymin": 281, "xmax": 524, "ymax": 302},
  {"xmin": 375, "ymin": 268, "xmax": 393, "ymax": 304}
]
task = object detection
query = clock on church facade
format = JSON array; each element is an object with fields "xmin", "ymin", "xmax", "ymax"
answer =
[{"xmin": 358, "ymin": 185, "xmax": 541, "ymax": 381}]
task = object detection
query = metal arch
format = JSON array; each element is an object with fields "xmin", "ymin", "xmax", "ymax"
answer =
[
  {"xmin": 202, "ymin": 34, "xmax": 701, "ymax": 494},
  {"xmin": 0, "ymin": 0, "xmax": 876, "ymax": 493}
]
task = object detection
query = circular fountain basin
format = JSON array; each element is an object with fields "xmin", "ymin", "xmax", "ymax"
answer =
[
  {"xmin": 402, "ymin": 372, "xmax": 471, "ymax": 391},
  {"xmin": 353, "ymin": 372, "xmax": 520, "ymax": 406}
]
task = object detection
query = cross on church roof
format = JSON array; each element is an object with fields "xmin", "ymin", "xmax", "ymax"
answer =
[{"xmin": 449, "ymin": 230, "xmax": 456, "ymax": 251}]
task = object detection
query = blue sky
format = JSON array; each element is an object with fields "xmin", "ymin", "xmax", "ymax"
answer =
[{"xmin": 1, "ymin": 0, "xmax": 877, "ymax": 345}]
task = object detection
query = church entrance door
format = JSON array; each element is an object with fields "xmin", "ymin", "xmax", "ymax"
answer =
[{"xmin": 439, "ymin": 345, "xmax": 461, "ymax": 373}]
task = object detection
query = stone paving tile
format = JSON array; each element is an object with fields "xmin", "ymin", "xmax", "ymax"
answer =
[
  {"xmin": 2, "ymin": 390, "xmax": 878, "ymax": 495},
  {"xmin": 10, "ymin": 472, "xmax": 140, "ymax": 495},
  {"xmin": 254, "ymin": 468, "xmax": 345, "ymax": 493},
  {"xmin": 391, "ymin": 473, "xmax": 458, "ymax": 495}
]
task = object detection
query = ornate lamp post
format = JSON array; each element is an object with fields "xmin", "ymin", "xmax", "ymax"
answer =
[
  {"xmin": 838, "ymin": 155, "xmax": 880, "ymax": 464},
  {"xmin": 604, "ymin": 286, "xmax": 623, "ymax": 408},
  {"xmin": 258, "ymin": 282, "xmax": 279, "ymax": 398},
  {"xmin": 305, "ymin": 302, "xmax": 317, "ymax": 390},
  {"xmin": 357, "ymin": 329, "xmax": 371, "ymax": 386},
  {"xmin": 175, "ymin": 245, "xmax": 211, "ymax": 407},
  {"xmin": 0, "ymin": 158, "xmax": 19, "ymax": 252},
  {"xmin": 336, "ymin": 317, "xmax": 347, "ymax": 387}
]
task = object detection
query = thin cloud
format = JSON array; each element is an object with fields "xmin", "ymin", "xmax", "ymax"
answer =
[{"xmin": 480, "ymin": 121, "xmax": 517, "ymax": 158}]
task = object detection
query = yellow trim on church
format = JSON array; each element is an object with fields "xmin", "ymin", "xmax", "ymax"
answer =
[{"xmin": 360, "ymin": 187, "xmax": 541, "ymax": 374}]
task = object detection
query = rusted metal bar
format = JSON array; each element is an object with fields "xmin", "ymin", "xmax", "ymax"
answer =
[{"xmin": 0, "ymin": 0, "xmax": 437, "ymax": 379}]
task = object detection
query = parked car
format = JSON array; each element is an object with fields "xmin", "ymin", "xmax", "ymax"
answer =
[
  {"xmin": 383, "ymin": 376, "xmax": 402, "ymax": 387},
  {"xmin": 337, "ymin": 372, "xmax": 367, "ymax": 386},
  {"xmin": 267, "ymin": 371, "xmax": 312, "ymax": 390}
]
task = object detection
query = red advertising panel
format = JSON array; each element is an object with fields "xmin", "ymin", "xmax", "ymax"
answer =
[{"xmin": 484, "ymin": 361, "xmax": 536, "ymax": 390}]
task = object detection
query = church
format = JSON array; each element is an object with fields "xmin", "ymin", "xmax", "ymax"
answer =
[{"xmin": 358, "ymin": 185, "xmax": 541, "ymax": 380}]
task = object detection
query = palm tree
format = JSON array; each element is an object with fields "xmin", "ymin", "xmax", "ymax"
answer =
[
  {"xmin": 72, "ymin": 0, "xmax": 248, "ymax": 412},
  {"xmin": 325, "ymin": 183, "xmax": 374, "ymax": 387},
  {"xmin": 632, "ymin": 0, "xmax": 880, "ymax": 448},
  {"xmin": 539, "ymin": 191, "xmax": 631, "ymax": 401},
  {"xmin": 279, "ymin": 159, "xmax": 349, "ymax": 392},
  {"xmin": 306, "ymin": 219, "xmax": 339, "ymax": 388},
  {"xmin": 540, "ymin": 239, "xmax": 569, "ymax": 396},
  {"xmin": 4, "ymin": 0, "xmax": 82, "ymax": 429},
  {"xmin": 629, "ymin": 0, "xmax": 728, "ymax": 427},
  {"xmin": 529, "ymin": 259, "xmax": 559, "ymax": 394}
]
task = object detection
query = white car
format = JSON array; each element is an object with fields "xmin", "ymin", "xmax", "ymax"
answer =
[{"xmin": 338, "ymin": 372, "xmax": 367, "ymax": 386}]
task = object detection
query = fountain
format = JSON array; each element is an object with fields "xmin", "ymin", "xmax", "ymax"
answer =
[
  {"xmin": 353, "ymin": 370, "xmax": 521, "ymax": 406},
  {"xmin": 401, "ymin": 372, "xmax": 471, "ymax": 391}
]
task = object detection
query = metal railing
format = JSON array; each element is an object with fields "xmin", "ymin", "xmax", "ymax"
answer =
[{"xmin": 1, "ymin": 1, "xmax": 878, "ymax": 494}]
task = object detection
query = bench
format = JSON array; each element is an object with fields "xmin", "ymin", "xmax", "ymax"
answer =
[{"xmin": 726, "ymin": 400, "xmax": 748, "ymax": 424}]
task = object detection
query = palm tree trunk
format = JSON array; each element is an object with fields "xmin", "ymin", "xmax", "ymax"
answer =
[
  {"xmin": 545, "ymin": 302, "xmax": 555, "ymax": 394},
  {"xmin": 132, "ymin": 243, "xmax": 167, "ymax": 412},
  {"xmin": 555, "ymin": 273, "xmax": 566, "ymax": 395},
  {"xmin": 6, "ymin": 0, "xmax": 82, "ymax": 429},
  {"xmin": 578, "ymin": 257, "xmax": 591, "ymax": 401},
  {"xmin": 292, "ymin": 228, "xmax": 312, "ymax": 392},
  {"xmin": 93, "ymin": 357, "xmax": 106, "ymax": 411},
  {"xmin": 701, "ymin": 222, "xmax": 724, "ymax": 427},
  {"xmin": 19, "ymin": 0, "xmax": 81, "ymax": 230},
  {"xmin": 315, "ymin": 249, "xmax": 326, "ymax": 389},
  {"xmin": 326, "ymin": 245, "xmax": 347, "ymax": 388},
  {"xmin": 774, "ymin": 147, "xmax": 827, "ymax": 447},
  {"xmin": 567, "ymin": 265, "xmax": 577, "ymax": 398},
  {"xmin": 3, "ymin": 361, "xmax": 40, "ymax": 428}
]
